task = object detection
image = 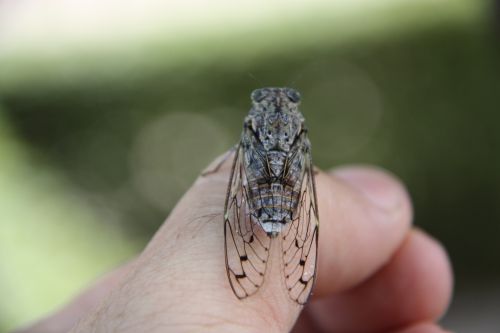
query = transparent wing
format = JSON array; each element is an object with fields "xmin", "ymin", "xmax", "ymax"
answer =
[
  {"xmin": 224, "ymin": 144, "xmax": 271, "ymax": 299},
  {"xmin": 281, "ymin": 152, "xmax": 319, "ymax": 305}
]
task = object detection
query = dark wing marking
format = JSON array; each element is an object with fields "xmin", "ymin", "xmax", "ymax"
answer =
[
  {"xmin": 224, "ymin": 144, "xmax": 271, "ymax": 299},
  {"xmin": 281, "ymin": 149, "xmax": 319, "ymax": 305}
]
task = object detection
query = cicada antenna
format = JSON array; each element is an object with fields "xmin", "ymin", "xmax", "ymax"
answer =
[
  {"xmin": 248, "ymin": 72, "xmax": 264, "ymax": 87},
  {"xmin": 287, "ymin": 70, "xmax": 305, "ymax": 89}
]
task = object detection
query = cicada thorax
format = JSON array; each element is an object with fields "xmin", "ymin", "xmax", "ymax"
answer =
[{"xmin": 243, "ymin": 144, "xmax": 305, "ymax": 237}]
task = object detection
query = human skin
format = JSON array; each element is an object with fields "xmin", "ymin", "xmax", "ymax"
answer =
[{"xmin": 16, "ymin": 155, "xmax": 453, "ymax": 333}]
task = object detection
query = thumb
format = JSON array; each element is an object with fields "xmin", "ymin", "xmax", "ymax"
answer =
[
  {"xmin": 71, "ymin": 153, "xmax": 411, "ymax": 333},
  {"xmin": 74, "ymin": 153, "xmax": 300, "ymax": 332}
]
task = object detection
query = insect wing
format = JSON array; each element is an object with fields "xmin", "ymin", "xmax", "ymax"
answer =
[
  {"xmin": 224, "ymin": 144, "xmax": 271, "ymax": 299},
  {"xmin": 281, "ymin": 153, "xmax": 319, "ymax": 305}
]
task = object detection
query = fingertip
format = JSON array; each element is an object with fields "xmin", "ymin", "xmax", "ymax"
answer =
[
  {"xmin": 308, "ymin": 229, "xmax": 453, "ymax": 332},
  {"xmin": 373, "ymin": 228, "xmax": 453, "ymax": 324},
  {"xmin": 333, "ymin": 165, "xmax": 412, "ymax": 217},
  {"xmin": 407, "ymin": 229, "xmax": 454, "ymax": 321}
]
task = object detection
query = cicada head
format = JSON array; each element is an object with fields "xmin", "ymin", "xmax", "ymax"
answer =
[{"xmin": 248, "ymin": 87, "xmax": 305, "ymax": 152}]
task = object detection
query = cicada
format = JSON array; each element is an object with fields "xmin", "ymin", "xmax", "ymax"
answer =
[{"xmin": 224, "ymin": 87, "xmax": 319, "ymax": 305}]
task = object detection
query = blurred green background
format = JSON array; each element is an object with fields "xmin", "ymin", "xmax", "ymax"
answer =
[{"xmin": 0, "ymin": 0, "xmax": 498, "ymax": 331}]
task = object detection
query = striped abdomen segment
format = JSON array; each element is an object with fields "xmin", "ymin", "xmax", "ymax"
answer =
[{"xmin": 248, "ymin": 181, "xmax": 300, "ymax": 224}]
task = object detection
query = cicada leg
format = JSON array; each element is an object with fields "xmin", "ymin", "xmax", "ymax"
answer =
[{"xmin": 201, "ymin": 145, "xmax": 239, "ymax": 176}]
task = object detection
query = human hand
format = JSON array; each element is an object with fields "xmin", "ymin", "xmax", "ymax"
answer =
[{"xmin": 18, "ymin": 155, "xmax": 452, "ymax": 333}]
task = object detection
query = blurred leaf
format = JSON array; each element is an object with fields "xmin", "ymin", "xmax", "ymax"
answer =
[{"xmin": 0, "ymin": 109, "xmax": 142, "ymax": 331}]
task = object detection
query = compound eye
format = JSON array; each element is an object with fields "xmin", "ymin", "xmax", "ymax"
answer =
[
  {"xmin": 251, "ymin": 88, "xmax": 269, "ymax": 102},
  {"xmin": 285, "ymin": 88, "xmax": 301, "ymax": 103}
]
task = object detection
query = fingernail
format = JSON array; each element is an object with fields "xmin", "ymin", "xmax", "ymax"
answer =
[{"xmin": 333, "ymin": 166, "xmax": 406, "ymax": 212}]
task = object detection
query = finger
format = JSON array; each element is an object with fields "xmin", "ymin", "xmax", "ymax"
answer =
[
  {"xmin": 393, "ymin": 322, "xmax": 452, "ymax": 333},
  {"xmin": 306, "ymin": 229, "xmax": 453, "ymax": 332},
  {"xmin": 72, "ymin": 157, "xmax": 413, "ymax": 333},
  {"xmin": 314, "ymin": 166, "xmax": 413, "ymax": 295},
  {"xmin": 15, "ymin": 260, "xmax": 136, "ymax": 333}
]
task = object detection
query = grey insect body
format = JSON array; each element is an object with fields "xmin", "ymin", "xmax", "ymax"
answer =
[
  {"xmin": 224, "ymin": 87, "xmax": 319, "ymax": 305},
  {"xmin": 242, "ymin": 89, "xmax": 308, "ymax": 237}
]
